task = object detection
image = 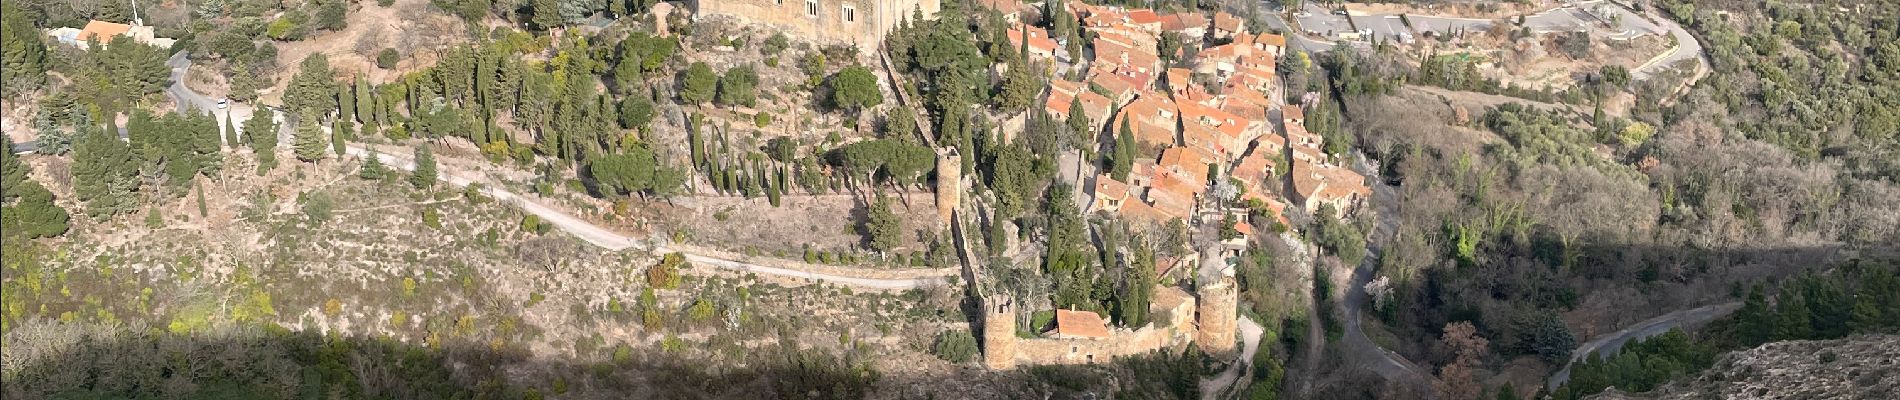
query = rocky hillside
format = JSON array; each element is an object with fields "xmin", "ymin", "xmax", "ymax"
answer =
[{"xmin": 1591, "ymin": 335, "xmax": 1899, "ymax": 400}]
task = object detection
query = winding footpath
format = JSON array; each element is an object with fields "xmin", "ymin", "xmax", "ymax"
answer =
[
  {"xmin": 344, "ymin": 146, "xmax": 950, "ymax": 290},
  {"xmin": 148, "ymin": 52, "xmax": 953, "ymax": 290},
  {"xmin": 1200, "ymin": 316, "xmax": 1266, "ymax": 400}
]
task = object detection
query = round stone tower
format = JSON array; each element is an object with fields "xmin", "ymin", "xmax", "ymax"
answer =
[
  {"xmin": 935, "ymin": 147, "xmax": 962, "ymax": 228},
  {"xmin": 982, "ymin": 295, "xmax": 1017, "ymax": 370},
  {"xmin": 1196, "ymin": 276, "xmax": 1239, "ymax": 358}
]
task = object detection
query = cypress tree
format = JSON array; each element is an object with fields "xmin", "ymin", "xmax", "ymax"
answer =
[
  {"xmin": 194, "ymin": 179, "xmax": 208, "ymax": 218},
  {"xmin": 245, "ymin": 108, "xmax": 279, "ymax": 173},
  {"xmin": 1111, "ymin": 117, "xmax": 1135, "ymax": 180},
  {"xmin": 355, "ymin": 79, "xmax": 374, "ymax": 124},
  {"xmin": 339, "ymin": 78, "xmax": 357, "ymax": 123},
  {"xmin": 331, "ymin": 118, "xmax": 348, "ymax": 156},
  {"xmin": 410, "ymin": 145, "xmax": 438, "ymax": 190},
  {"xmin": 223, "ymin": 111, "xmax": 239, "ymax": 148}
]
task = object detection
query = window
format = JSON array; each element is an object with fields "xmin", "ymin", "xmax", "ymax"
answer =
[
  {"xmin": 842, "ymin": 4, "xmax": 856, "ymax": 22},
  {"xmin": 806, "ymin": 0, "xmax": 818, "ymax": 17}
]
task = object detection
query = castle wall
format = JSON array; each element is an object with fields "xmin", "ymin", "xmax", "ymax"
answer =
[
  {"xmin": 1012, "ymin": 324, "xmax": 1189, "ymax": 365},
  {"xmin": 692, "ymin": 0, "xmax": 940, "ymax": 49}
]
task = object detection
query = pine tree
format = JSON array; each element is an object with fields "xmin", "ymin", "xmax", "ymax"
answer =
[
  {"xmin": 284, "ymin": 55, "xmax": 339, "ymax": 117},
  {"xmin": 1774, "ymin": 286, "xmax": 1813, "ymax": 340},
  {"xmin": 360, "ymin": 151, "xmax": 388, "ymax": 180},
  {"xmin": 294, "ymin": 118, "xmax": 327, "ymax": 162},
  {"xmin": 0, "ymin": 139, "xmax": 68, "ymax": 238},
  {"xmin": 1736, "ymin": 285, "xmax": 1775, "ymax": 346},
  {"xmin": 72, "ymin": 125, "xmax": 137, "ymax": 217},
  {"xmin": 864, "ymin": 195, "xmax": 902, "ymax": 253},
  {"xmin": 1, "ymin": 138, "xmax": 23, "ymax": 201},
  {"xmin": 410, "ymin": 145, "xmax": 438, "ymax": 190}
]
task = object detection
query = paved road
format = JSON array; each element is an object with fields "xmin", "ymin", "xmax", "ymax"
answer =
[
  {"xmin": 1545, "ymin": 302, "xmax": 1741, "ymax": 390},
  {"xmin": 1200, "ymin": 315, "xmax": 1267, "ymax": 399},
  {"xmin": 1628, "ymin": 3, "xmax": 1706, "ymax": 81},
  {"xmin": 1338, "ymin": 156, "xmax": 1439, "ymax": 396}
]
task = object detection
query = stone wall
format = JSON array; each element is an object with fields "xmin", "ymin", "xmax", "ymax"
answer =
[
  {"xmin": 690, "ymin": 0, "xmax": 941, "ymax": 49},
  {"xmin": 1005, "ymin": 286, "xmax": 1201, "ymax": 366},
  {"xmin": 1012, "ymin": 324, "xmax": 1192, "ymax": 365}
]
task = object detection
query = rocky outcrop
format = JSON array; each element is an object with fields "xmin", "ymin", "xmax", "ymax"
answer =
[{"xmin": 1589, "ymin": 335, "xmax": 1899, "ymax": 400}]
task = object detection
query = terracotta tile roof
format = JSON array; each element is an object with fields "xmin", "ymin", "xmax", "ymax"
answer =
[
  {"xmin": 1120, "ymin": 199, "xmax": 1177, "ymax": 224},
  {"xmin": 977, "ymin": 0, "xmax": 1030, "ymax": 14},
  {"xmin": 1233, "ymin": 147, "xmax": 1274, "ymax": 184},
  {"xmin": 1165, "ymin": 68, "xmax": 1193, "ymax": 92},
  {"xmin": 1127, "ymin": 9, "xmax": 1162, "ymax": 25},
  {"xmin": 1055, "ymin": 309, "xmax": 1112, "ymax": 338},
  {"xmin": 1097, "ymin": 175, "xmax": 1131, "ymax": 199},
  {"xmin": 1257, "ymin": 33, "xmax": 1287, "ymax": 48},
  {"xmin": 1157, "ymin": 146, "xmax": 1211, "ymax": 185},
  {"xmin": 1314, "ymin": 164, "xmax": 1371, "ymax": 204},
  {"xmin": 1077, "ymin": 91, "xmax": 1115, "ymax": 122},
  {"xmin": 1007, "ymin": 27, "xmax": 1060, "ymax": 56},
  {"xmin": 78, "ymin": 20, "xmax": 131, "ymax": 43},
  {"xmin": 1291, "ymin": 159, "xmax": 1323, "ymax": 201},
  {"xmin": 1152, "ymin": 285, "xmax": 1194, "ymax": 313},
  {"xmin": 1283, "ymin": 105, "xmax": 1306, "ymax": 122},
  {"xmin": 1182, "ymin": 123, "xmax": 1227, "ymax": 160},
  {"xmin": 1213, "ymin": 12, "xmax": 1245, "ymax": 33},
  {"xmin": 1050, "ymin": 79, "xmax": 1084, "ymax": 97},
  {"xmin": 1179, "ymin": 101, "xmax": 1250, "ymax": 151},
  {"xmin": 1159, "ymin": 12, "xmax": 1206, "ymax": 32}
]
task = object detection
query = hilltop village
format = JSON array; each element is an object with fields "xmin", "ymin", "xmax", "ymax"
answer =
[{"xmin": 8, "ymin": 0, "xmax": 1898, "ymax": 398}]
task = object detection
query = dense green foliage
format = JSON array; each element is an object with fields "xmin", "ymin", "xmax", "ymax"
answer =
[
  {"xmin": 1, "ymin": 140, "xmax": 72, "ymax": 239},
  {"xmin": 931, "ymin": 329, "xmax": 979, "ymax": 363},
  {"xmin": 1554, "ymin": 262, "xmax": 1899, "ymax": 399}
]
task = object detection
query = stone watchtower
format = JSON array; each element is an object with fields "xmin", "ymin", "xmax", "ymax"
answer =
[
  {"xmin": 1196, "ymin": 276, "xmax": 1239, "ymax": 357},
  {"xmin": 982, "ymin": 295, "xmax": 1017, "ymax": 370},
  {"xmin": 935, "ymin": 147, "xmax": 962, "ymax": 228}
]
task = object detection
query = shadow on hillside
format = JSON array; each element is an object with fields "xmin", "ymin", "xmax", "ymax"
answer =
[
  {"xmin": 1, "ymin": 318, "xmax": 1166, "ymax": 400},
  {"xmin": 0, "ymin": 323, "xmax": 898, "ymax": 400}
]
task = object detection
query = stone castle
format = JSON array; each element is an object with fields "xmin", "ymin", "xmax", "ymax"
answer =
[
  {"xmin": 688, "ymin": 0, "xmax": 942, "ymax": 49},
  {"xmin": 980, "ymin": 270, "xmax": 1239, "ymax": 369}
]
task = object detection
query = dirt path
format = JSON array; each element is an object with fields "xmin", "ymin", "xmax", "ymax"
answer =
[
  {"xmin": 1200, "ymin": 316, "xmax": 1266, "ymax": 399},
  {"xmin": 342, "ymin": 145, "xmax": 953, "ymax": 290}
]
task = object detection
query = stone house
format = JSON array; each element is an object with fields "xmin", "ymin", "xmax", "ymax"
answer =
[{"xmin": 689, "ymin": 0, "xmax": 941, "ymax": 49}]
